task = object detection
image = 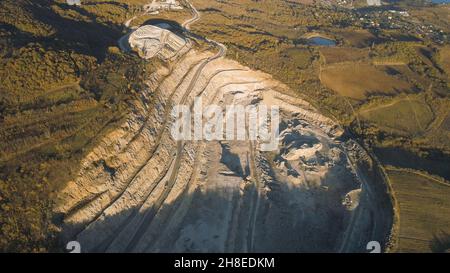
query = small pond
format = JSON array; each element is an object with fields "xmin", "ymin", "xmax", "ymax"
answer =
[
  {"xmin": 143, "ymin": 19, "xmax": 182, "ymax": 31},
  {"xmin": 307, "ymin": 36, "xmax": 336, "ymax": 46}
]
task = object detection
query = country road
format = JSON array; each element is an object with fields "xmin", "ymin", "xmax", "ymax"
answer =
[{"xmin": 118, "ymin": 0, "xmax": 227, "ymax": 57}]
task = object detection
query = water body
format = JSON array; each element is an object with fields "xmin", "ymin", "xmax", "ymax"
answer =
[
  {"xmin": 431, "ymin": 0, "xmax": 449, "ymax": 3},
  {"xmin": 308, "ymin": 37, "xmax": 336, "ymax": 46},
  {"xmin": 143, "ymin": 19, "xmax": 182, "ymax": 30}
]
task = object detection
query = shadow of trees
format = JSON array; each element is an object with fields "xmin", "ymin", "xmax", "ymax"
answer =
[
  {"xmin": 22, "ymin": 0, "xmax": 126, "ymax": 61},
  {"xmin": 430, "ymin": 231, "xmax": 450, "ymax": 253}
]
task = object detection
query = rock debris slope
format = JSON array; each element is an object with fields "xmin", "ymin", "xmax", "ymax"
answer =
[{"xmin": 55, "ymin": 25, "xmax": 393, "ymax": 253}]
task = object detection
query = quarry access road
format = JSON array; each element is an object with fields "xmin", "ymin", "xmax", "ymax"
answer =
[
  {"xmin": 112, "ymin": 0, "xmax": 230, "ymax": 252},
  {"xmin": 126, "ymin": 0, "xmax": 362, "ymax": 253},
  {"xmin": 182, "ymin": 0, "xmax": 227, "ymax": 59},
  {"xmin": 151, "ymin": 0, "xmax": 229, "ymax": 231},
  {"xmin": 60, "ymin": 0, "xmax": 394, "ymax": 253},
  {"xmin": 182, "ymin": 0, "xmax": 200, "ymax": 30}
]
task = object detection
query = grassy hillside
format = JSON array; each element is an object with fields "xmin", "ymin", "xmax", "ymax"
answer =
[
  {"xmin": 359, "ymin": 95, "xmax": 434, "ymax": 135},
  {"xmin": 320, "ymin": 64, "xmax": 413, "ymax": 100},
  {"xmin": 0, "ymin": 0, "xmax": 151, "ymax": 252}
]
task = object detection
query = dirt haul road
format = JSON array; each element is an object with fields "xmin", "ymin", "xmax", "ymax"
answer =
[{"xmin": 54, "ymin": 0, "xmax": 394, "ymax": 253}]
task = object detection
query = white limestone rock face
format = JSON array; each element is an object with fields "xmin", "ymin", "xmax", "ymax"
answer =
[
  {"xmin": 128, "ymin": 25, "xmax": 189, "ymax": 61},
  {"xmin": 367, "ymin": 0, "xmax": 381, "ymax": 6},
  {"xmin": 57, "ymin": 18, "xmax": 394, "ymax": 252}
]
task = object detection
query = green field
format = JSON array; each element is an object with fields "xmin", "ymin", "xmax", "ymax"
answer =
[{"xmin": 359, "ymin": 96, "xmax": 434, "ymax": 135}]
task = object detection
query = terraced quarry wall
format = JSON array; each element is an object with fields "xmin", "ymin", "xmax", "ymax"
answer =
[{"xmin": 55, "ymin": 24, "xmax": 394, "ymax": 252}]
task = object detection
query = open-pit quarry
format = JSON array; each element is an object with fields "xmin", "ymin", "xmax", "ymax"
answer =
[{"xmin": 54, "ymin": 1, "xmax": 394, "ymax": 253}]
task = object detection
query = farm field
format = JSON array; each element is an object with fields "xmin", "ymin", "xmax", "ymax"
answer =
[
  {"xmin": 320, "ymin": 64, "xmax": 413, "ymax": 100},
  {"xmin": 319, "ymin": 47, "xmax": 369, "ymax": 64},
  {"xmin": 358, "ymin": 96, "xmax": 434, "ymax": 136},
  {"xmin": 387, "ymin": 168, "xmax": 450, "ymax": 253}
]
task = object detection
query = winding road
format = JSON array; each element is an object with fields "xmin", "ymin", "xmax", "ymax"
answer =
[
  {"xmin": 60, "ymin": 0, "xmax": 394, "ymax": 253},
  {"xmin": 108, "ymin": 0, "xmax": 230, "ymax": 252}
]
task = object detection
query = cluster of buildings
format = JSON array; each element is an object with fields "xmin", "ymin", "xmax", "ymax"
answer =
[
  {"xmin": 144, "ymin": 0, "xmax": 184, "ymax": 15},
  {"xmin": 315, "ymin": 2, "xmax": 448, "ymax": 45},
  {"xmin": 348, "ymin": 8, "xmax": 448, "ymax": 44},
  {"xmin": 367, "ymin": 0, "xmax": 381, "ymax": 7},
  {"xmin": 66, "ymin": 0, "xmax": 81, "ymax": 6}
]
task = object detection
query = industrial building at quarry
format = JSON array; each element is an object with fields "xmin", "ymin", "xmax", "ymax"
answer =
[{"xmin": 129, "ymin": 25, "xmax": 189, "ymax": 60}]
